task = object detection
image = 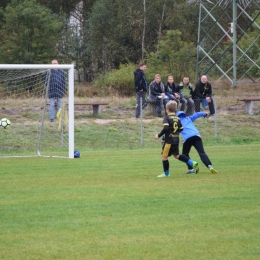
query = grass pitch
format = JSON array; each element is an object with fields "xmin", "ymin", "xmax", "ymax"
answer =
[{"xmin": 0, "ymin": 145, "xmax": 260, "ymax": 259}]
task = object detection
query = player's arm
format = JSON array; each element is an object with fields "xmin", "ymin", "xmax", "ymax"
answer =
[
  {"xmin": 154, "ymin": 124, "xmax": 169, "ymax": 139},
  {"xmin": 189, "ymin": 112, "xmax": 207, "ymax": 122}
]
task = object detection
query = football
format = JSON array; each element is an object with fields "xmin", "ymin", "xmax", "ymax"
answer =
[{"xmin": 0, "ymin": 118, "xmax": 11, "ymax": 129}]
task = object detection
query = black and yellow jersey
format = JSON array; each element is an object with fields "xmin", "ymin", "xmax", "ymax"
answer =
[{"xmin": 158, "ymin": 113, "xmax": 183, "ymax": 144}]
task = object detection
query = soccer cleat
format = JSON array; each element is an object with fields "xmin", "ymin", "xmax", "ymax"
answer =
[
  {"xmin": 157, "ymin": 173, "xmax": 170, "ymax": 178},
  {"xmin": 192, "ymin": 161, "xmax": 199, "ymax": 174},
  {"xmin": 209, "ymin": 167, "xmax": 217, "ymax": 174},
  {"xmin": 186, "ymin": 169, "xmax": 195, "ymax": 174}
]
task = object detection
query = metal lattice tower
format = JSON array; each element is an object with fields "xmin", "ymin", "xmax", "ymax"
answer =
[{"xmin": 194, "ymin": 0, "xmax": 260, "ymax": 87}]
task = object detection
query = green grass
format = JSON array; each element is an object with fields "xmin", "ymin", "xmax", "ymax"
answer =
[{"xmin": 1, "ymin": 145, "xmax": 260, "ymax": 259}]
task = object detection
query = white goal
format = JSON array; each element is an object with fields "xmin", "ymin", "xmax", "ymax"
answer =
[{"xmin": 0, "ymin": 64, "xmax": 74, "ymax": 158}]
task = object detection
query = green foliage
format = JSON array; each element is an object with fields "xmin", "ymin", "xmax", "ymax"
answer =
[
  {"xmin": 0, "ymin": 0, "xmax": 65, "ymax": 64},
  {"xmin": 236, "ymin": 11, "xmax": 260, "ymax": 77},
  {"xmin": 93, "ymin": 63, "xmax": 137, "ymax": 96},
  {"xmin": 57, "ymin": 23, "xmax": 87, "ymax": 82},
  {"xmin": 0, "ymin": 0, "xmax": 10, "ymax": 9},
  {"xmin": 92, "ymin": 30, "xmax": 197, "ymax": 93},
  {"xmin": 87, "ymin": 0, "xmax": 121, "ymax": 73},
  {"xmin": 147, "ymin": 30, "xmax": 196, "ymax": 82},
  {"xmin": 37, "ymin": 0, "xmax": 79, "ymax": 17}
]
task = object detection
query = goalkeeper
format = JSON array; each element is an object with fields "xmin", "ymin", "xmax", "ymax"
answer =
[{"xmin": 176, "ymin": 111, "xmax": 217, "ymax": 174}]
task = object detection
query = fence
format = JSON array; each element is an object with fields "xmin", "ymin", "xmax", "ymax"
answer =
[{"xmin": 135, "ymin": 95, "xmax": 260, "ymax": 147}]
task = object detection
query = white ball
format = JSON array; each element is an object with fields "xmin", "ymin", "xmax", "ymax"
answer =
[{"xmin": 0, "ymin": 118, "xmax": 11, "ymax": 129}]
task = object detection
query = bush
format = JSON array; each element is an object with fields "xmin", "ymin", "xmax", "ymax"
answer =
[{"xmin": 93, "ymin": 63, "xmax": 137, "ymax": 96}]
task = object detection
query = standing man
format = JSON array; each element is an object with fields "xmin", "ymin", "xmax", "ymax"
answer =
[
  {"xmin": 134, "ymin": 62, "xmax": 148, "ymax": 118},
  {"xmin": 193, "ymin": 75, "xmax": 215, "ymax": 115},
  {"xmin": 46, "ymin": 59, "xmax": 66, "ymax": 122},
  {"xmin": 177, "ymin": 76, "xmax": 194, "ymax": 116}
]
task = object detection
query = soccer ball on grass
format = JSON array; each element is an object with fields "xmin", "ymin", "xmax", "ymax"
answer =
[{"xmin": 0, "ymin": 118, "xmax": 11, "ymax": 129}]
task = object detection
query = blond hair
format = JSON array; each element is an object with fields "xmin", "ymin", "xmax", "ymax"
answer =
[
  {"xmin": 166, "ymin": 101, "xmax": 177, "ymax": 112},
  {"xmin": 154, "ymin": 74, "xmax": 161, "ymax": 79}
]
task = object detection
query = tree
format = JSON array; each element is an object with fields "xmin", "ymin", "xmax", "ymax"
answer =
[
  {"xmin": 147, "ymin": 30, "xmax": 196, "ymax": 82},
  {"xmin": 37, "ymin": 0, "xmax": 80, "ymax": 17},
  {"xmin": 0, "ymin": 0, "xmax": 65, "ymax": 64},
  {"xmin": 0, "ymin": 0, "xmax": 11, "ymax": 9}
]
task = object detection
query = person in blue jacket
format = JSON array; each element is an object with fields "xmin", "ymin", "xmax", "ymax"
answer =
[
  {"xmin": 176, "ymin": 110, "xmax": 217, "ymax": 174},
  {"xmin": 45, "ymin": 59, "xmax": 66, "ymax": 122}
]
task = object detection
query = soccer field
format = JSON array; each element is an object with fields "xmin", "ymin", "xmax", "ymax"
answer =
[{"xmin": 0, "ymin": 145, "xmax": 260, "ymax": 259}]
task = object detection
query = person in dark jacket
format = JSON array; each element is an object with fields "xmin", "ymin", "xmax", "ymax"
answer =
[
  {"xmin": 134, "ymin": 62, "xmax": 148, "ymax": 118},
  {"xmin": 149, "ymin": 74, "xmax": 168, "ymax": 117},
  {"xmin": 193, "ymin": 75, "xmax": 215, "ymax": 115},
  {"xmin": 45, "ymin": 60, "xmax": 66, "ymax": 122},
  {"xmin": 164, "ymin": 75, "xmax": 182, "ymax": 108}
]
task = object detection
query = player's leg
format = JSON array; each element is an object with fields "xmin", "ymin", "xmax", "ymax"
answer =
[
  {"xmin": 193, "ymin": 136, "xmax": 217, "ymax": 173},
  {"xmin": 173, "ymin": 143, "xmax": 199, "ymax": 173},
  {"xmin": 182, "ymin": 137, "xmax": 195, "ymax": 174},
  {"xmin": 157, "ymin": 143, "xmax": 171, "ymax": 177}
]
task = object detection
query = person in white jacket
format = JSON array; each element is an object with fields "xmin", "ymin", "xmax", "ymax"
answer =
[{"xmin": 176, "ymin": 111, "xmax": 218, "ymax": 174}]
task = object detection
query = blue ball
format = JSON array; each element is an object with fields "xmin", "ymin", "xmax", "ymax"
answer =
[{"xmin": 74, "ymin": 150, "xmax": 80, "ymax": 158}]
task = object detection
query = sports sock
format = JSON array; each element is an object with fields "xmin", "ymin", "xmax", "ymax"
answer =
[
  {"xmin": 187, "ymin": 159, "xmax": 193, "ymax": 167},
  {"xmin": 163, "ymin": 160, "xmax": 169, "ymax": 175}
]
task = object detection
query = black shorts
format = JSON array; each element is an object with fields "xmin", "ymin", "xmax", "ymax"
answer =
[{"xmin": 161, "ymin": 143, "xmax": 179, "ymax": 157}]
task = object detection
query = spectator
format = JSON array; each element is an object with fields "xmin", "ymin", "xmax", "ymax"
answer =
[
  {"xmin": 149, "ymin": 74, "xmax": 168, "ymax": 117},
  {"xmin": 164, "ymin": 75, "xmax": 180, "ymax": 105},
  {"xmin": 193, "ymin": 75, "xmax": 215, "ymax": 115},
  {"xmin": 177, "ymin": 76, "xmax": 194, "ymax": 116},
  {"xmin": 45, "ymin": 59, "xmax": 66, "ymax": 122},
  {"xmin": 134, "ymin": 62, "xmax": 148, "ymax": 118}
]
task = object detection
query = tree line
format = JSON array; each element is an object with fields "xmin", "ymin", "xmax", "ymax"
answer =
[{"xmin": 0, "ymin": 0, "xmax": 259, "ymax": 93}]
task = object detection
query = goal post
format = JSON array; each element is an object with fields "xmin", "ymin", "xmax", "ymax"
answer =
[{"xmin": 0, "ymin": 64, "xmax": 74, "ymax": 158}]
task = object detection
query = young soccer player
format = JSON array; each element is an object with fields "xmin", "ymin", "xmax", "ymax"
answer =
[
  {"xmin": 154, "ymin": 100, "xmax": 199, "ymax": 177},
  {"xmin": 176, "ymin": 111, "xmax": 217, "ymax": 174}
]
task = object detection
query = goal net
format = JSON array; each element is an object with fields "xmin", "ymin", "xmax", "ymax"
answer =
[{"xmin": 0, "ymin": 64, "xmax": 74, "ymax": 158}]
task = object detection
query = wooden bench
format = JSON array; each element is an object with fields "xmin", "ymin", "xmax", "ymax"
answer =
[
  {"xmin": 237, "ymin": 98, "xmax": 260, "ymax": 115},
  {"xmin": 74, "ymin": 102, "xmax": 109, "ymax": 116}
]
